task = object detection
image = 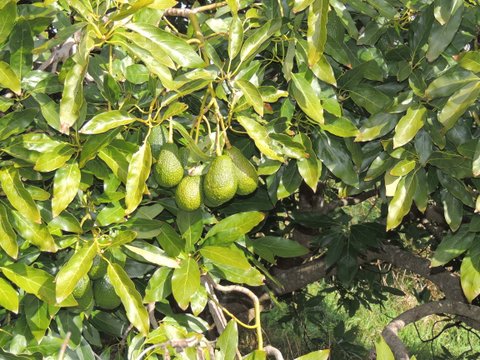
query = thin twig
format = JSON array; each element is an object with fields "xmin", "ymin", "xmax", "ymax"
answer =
[{"xmin": 58, "ymin": 331, "xmax": 71, "ymax": 360}]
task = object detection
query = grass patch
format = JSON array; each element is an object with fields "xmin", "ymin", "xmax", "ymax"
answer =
[{"xmin": 260, "ymin": 281, "xmax": 480, "ymax": 359}]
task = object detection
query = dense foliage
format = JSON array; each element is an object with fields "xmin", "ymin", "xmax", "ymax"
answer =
[{"xmin": 0, "ymin": 0, "xmax": 478, "ymax": 359}]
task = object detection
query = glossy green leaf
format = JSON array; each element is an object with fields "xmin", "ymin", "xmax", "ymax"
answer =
[
  {"xmin": 59, "ymin": 63, "xmax": 87, "ymax": 134},
  {"xmin": 171, "ymin": 257, "xmax": 200, "ymax": 310},
  {"xmin": 252, "ymin": 236, "xmax": 309, "ymax": 260},
  {"xmin": 307, "ymin": 0, "xmax": 329, "ymax": 67},
  {"xmin": 52, "ymin": 162, "xmax": 81, "ymax": 218},
  {"xmin": 277, "ymin": 160, "xmax": 303, "ymax": 199},
  {"xmin": 200, "ymin": 245, "xmax": 252, "ymax": 270},
  {"xmin": 355, "ymin": 113, "xmax": 398, "ymax": 142},
  {"xmin": 389, "ymin": 160, "xmax": 416, "ymax": 177},
  {"xmin": 0, "ymin": 167, "xmax": 41, "ymax": 224},
  {"xmin": 32, "ymin": 93, "xmax": 61, "ymax": 131},
  {"xmin": 431, "ymin": 228, "xmax": 475, "ymax": 267},
  {"xmin": 0, "ymin": 61, "xmax": 21, "ymax": 95},
  {"xmin": 9, "ymin": 22, "xmax": 33, "ymax": 80},
  {"xmin": 24, "ymin": 295, "xmax": 50, "ymax": 342},
  {"xmin": 11, "ymin": 210, "xmax": 57, "ymax": 253},
  {"xmin": 34, "ymin": 144, "xmax": 75, "ymax": 172},
  {"xmin": 0, "ymin": 277, "xmax": 18, "ymax": 313},
  {"xmin": 144, "ymin": 267, "xmax": 172, "ymax": 303},
  {"xmin": 291, "ymin": 73, "xmax": 324, "ymax": 124},
  {"xmin": 295, "ymin": 133, "xmax": 321, "ymax": 191},
  {"xmin": 0, "ymin": 203, "xmax": 17, "ymax": 259},
  {"xmin": 434, "ymin": 0, "xmax": 462, "ymax": 25},
  {"xmin": 322, "ymin": 117, "xmax": 358, "ymax": 138},
  {"xmin": 413, "ymin": 168, "xmax": 428, "ymax": 213},
  {"xmin": 107, "ymin": 262, "xmax": 149, "ymax": 335},
  {"xmin": 441, "ymin": 190, "xmax": 463, "ymax": 232},
  {"xmin": 460, "ymin": 242, "xmax": 480, "ymax": 303},
  {"xmin": 236, "ymin": 116, "xmax": 283, "ymax": 161},
  {"xmin": 125, "ymin": 140, "xmax": 152, "ymax": 214},
  {"xmin": 459, "ymin": 51, "xmax": 480, "ymax": 73},
  {"xmin": 426, "ymin": 3, "xmax": 463, "ymax": 62},
  {"xmin": 235, "ymin": 79, "xmax": 264, "ymax": 116},
  {"xmin": 55, "ymin": 241, "xmax": 97, "ymax": 303},
  {"xmin": 437, "ymin": 81, "xmax": 480, "ymax": 130},
  {"xmin": 217, "ymin": 320, "xmax": 238, "ymax": 360},
  {"xmin": 204, "ymin": 211, "xmax": 265, "ymax": 245},
  {"xmin": 316, "ymin": 132, "xmax": 358, "ymax": 186},
  {"xmin": 1, "ymin": 263, "xmax": 76, "ymax": 306},
  {"xmin": 365, "ymin": 0, "xmax": 396, "ymax": 19},
  {"xmin": 80, "ymin": 111, "xmax": 138, "ymax": 134},
  {"xmin": 156, "ymin": 222, "xmax": 185, "ymax": 258},
  {"xmin": 437, "ymin": 170, "xmax": 474, "ymax": 207},
  {"xmin": 393, "ymin": 105, "xmax": 426, "ymax": 148},
  {"xmin": 0, "ymin": 2, "xmax": 16, "ymax": 45},
  {"xmin": 349, "ymin": 85, "xmax": 391, "ymax": 114},
  {"xmin": 124, "ymin": 244, "xmax": 179, "ymax": 268},
  {"xmin": 228, "ymin": 15, "xmax": 243, "ymax": 60},
  {"xmin": 386, "ymin": 174, "xmax": 416, "ymax": 230},
  {"xmin": 126, "ymin": 23, "xmax": 204, "ymax": 68},
  {"xmin": 425, "ymin": 70, "xmax": 479, "ymax": 99},
  {"xmin": 240, "ymin": 19, "xmax": 281, "ymax": 62}
]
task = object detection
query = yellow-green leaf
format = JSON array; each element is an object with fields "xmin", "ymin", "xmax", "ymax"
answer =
[
  {"xmin": 11, "ymin": 210, "xmax": 57, "ymax": 253},
  {"xmin": 52, "ymin": 162, "xmax": 81, "ymax": 218},
  {"xmin": 460, "ymin": 243, "xmax": 480, "ymax": 303},
  {"xmin": 108, "ymin": 262, "xmax": 149, "ymax": 335},
  {"xmin": 307, "ymin": 0, "xmax": 329, "ymax": 67},
  {"xmin": 55, "ymin": 241, "xmax": 97, "ymax": 303},
  {"xmin": 393, "ymin": 104, "xmax": 426, "ymax": 149},
  {"xmin": 0, "ymin": 203, "xmax": 17, "ymax": 259},
  {"xmin": 80, "ymin": 110, "xmax": 138, "ymax": 134},
  {"xmin": 171, "ymin": 257, "xmax": 200, "ymax": 310},
  {"xmin": 235, "ymin": 79, "xmax": 264, "ymax": 116},
  {"xmin": 0, "ymin": 167, "xmax": 41, "ymax": 224},
  {"xmin": 0, "ymin": 61, "xmax": 20, "ymax": 94},
  {"xmin": 0, "ymin": 277, "xmax": 19, "ymax": 313},
  {"xmin": 236, "ymin": 116, "xmax": 283, "ymax": 161},
  {"xmin": 291, "ymin": 73, "xmax": 324, "ymax": 124},
  {"xmin": 125, "ymin": 140, "xmax": 152, "ymax": 214},
  {"xmin": 386, "ymin": 174, "xmax": 416, "ymax": 230}
]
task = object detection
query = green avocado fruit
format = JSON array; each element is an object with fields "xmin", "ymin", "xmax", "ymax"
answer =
[
  {"xmin": 93, "ymin": 275, "xmax": 122, "ymax": 310},
  {"xmin": 154, "ymin": 143, "xmax": 184, "ymax": 188},
  {"xmin": 225, "ymin": 146, "xmax": 258, "ymax": 196},
  {"xmin": 203, "ymin": 155, "xmax": 238, "ymax": 206},
  {"xmin": 175, "ymin": 175, "xmax": 203, "ymax": 211}
]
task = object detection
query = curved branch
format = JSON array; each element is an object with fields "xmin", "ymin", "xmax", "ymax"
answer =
[
  {"xmin": 381, "ymin": 300, "xmax": 480, "ymax": 360},
  {"xmin": 270, "ymin": 244, "xmax": 464, "ymax": 302}
]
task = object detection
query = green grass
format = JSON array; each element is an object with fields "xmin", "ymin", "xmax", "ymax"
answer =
[{"xmin": 260, "ymin": 281, "xmax": 480, "ymax": 359}]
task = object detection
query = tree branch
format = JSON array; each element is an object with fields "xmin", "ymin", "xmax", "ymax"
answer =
[{"xmin": 381, "ymin": 300, "xmax": 480, "ymax": 360}]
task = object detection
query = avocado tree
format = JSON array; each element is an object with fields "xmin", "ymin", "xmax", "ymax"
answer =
[{"xmin": 0, "ymin": 0, "xmax": 478, "ymax": 359}]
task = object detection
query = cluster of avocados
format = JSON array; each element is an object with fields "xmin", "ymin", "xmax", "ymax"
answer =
[{"xmin": 154, "ymin": 143, "xmax": 258, "ymax": 212}]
